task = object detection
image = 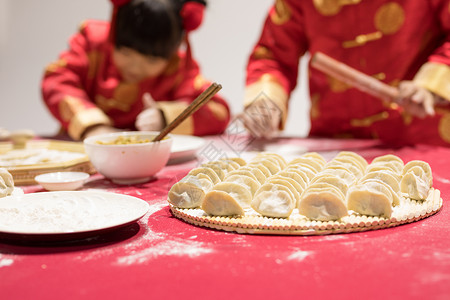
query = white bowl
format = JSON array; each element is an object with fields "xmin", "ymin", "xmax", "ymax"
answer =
[
  {"xmin": 35, "ymin": 172, "xmax": 90, "ymax": 191},
  {"xmin": 83, "ymin": 131, "xmax": 173, "ymax": 184}
]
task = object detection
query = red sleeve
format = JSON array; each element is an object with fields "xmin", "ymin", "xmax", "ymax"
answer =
[{"xmin": 41, "ymin": 21, "xmax": 111, "ymax": 139}]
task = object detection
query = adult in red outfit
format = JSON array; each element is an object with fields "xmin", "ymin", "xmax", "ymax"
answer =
[
  {"xmin": 42, "ymin": 0, "xmax": 230, "ymax": 140},
  {"xmin": 241, "ymin": 0, "xmax": 450, "ymax": 147}
]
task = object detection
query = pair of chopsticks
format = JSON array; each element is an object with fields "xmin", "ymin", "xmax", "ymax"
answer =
[
  {"xmin": 310, "ymin": 52, "xmax": 399, "ymax": 101},
  {"xmin": 152, "ymin": 82, "xmax": 222, "ymax": 142}
]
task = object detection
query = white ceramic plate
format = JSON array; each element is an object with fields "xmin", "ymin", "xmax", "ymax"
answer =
[
  {"xmin": 0, "ymin": 190, "xmax": 149, "ymax": 241},
  {"xmin": 169, "ymin": 134, "xmax": 206, "ymax": 161},
  {"xmin": 35, "ymin": 171, "xmax": 90, "ymax": 191}
]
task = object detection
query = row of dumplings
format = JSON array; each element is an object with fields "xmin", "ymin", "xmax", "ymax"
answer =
[{"xmin": 167, "ymin": 151, "xmax": 433, "ymax": 221}]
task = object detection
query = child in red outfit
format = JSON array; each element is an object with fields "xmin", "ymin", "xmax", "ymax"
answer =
[{"xmin": 42, "ymin": 0, "xmax": 230, "ymax": 140}]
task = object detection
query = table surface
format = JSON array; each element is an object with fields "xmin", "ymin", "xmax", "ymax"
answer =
[{"xmin": 1, "ymin": 136, "xmax": 449, "ymax": 300}]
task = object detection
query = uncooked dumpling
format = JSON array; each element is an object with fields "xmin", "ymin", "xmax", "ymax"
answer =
[
  {"xmin": 168, "ymin": 175, "xmax": 211, "ymax": 208},
  {"xmin": 202, "ymin": 190, "xmax": 245, "ymax": 216},
  {"xmin": 0, "ymin": 168, "xmax": 14, "ymax": 197}
]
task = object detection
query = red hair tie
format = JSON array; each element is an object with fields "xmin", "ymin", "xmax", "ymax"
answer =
[{"xmin": 181, "ymin": 2, "xmax": 204, "ymax": 32}]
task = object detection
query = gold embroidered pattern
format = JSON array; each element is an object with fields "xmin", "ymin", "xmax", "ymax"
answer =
[
  {"xmin": 343, "ymin": 32, "xmax": 382, "ymax": 48},
  {"xmin": 313, "ymin": 0, "xmax": 361, "ymax": 16},
  {"xmin": 342, "ymin": 2, "xmax": 404, "ymax": 48},
  {"xmin": 374, "ymin": 2, "xmax": 405, "ymax": 35},
  {"xmin": 95, "ymin": 83, "xmax": 139, "ymax": 112},
  {"xmin": 253, "ymin": 46, "xmax": 273, "ymax": 60},
  {"xmin": 438, "ymin": 113, "xmax": 450, "ymax": 143},
  {"xmin": 44, "ymin": 59, "xmax": 67, "ymax": 75},
  {"xmin": 350, "ymin": 111, "xmax": 389, "ymax": 127},
  {"xmin": 270, "ymin": 0, "xmax": 292, "ymax": 25}
]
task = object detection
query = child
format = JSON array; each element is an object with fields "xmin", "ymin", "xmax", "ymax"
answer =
[
  {"xmin": 241, "ymin": 0, "xmax": 450, "ymax": 147},
  {"xmin": 42, "ymin": 0, "xmax": 230, "ymax": 140}
]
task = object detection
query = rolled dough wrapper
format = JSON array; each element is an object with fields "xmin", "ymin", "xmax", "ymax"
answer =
[{"xmin": 202, "ymin": 190, "xmax": 245, "ymax": 216}]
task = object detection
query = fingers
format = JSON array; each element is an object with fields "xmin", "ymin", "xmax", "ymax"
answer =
[
  {"xmin": 397, "ymin": 81, "xmax": 435, "ymax": 118},
  {"xmin": 143, "ymin": 93, "xmax": 156, "ymax": 109},
  {"xmin": 239, "ymin": 101, "xmax": 281, "ymax": 139}
]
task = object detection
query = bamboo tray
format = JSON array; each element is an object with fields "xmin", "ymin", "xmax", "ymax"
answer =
[
  {"xmin": 170, "ymin": 188, "xmax": 442, "ymax": 235},
  {"xmin": 0, "ymin": 140, "xmax": 96, "ymax": 185}
]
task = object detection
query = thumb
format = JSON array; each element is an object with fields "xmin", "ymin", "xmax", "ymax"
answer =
[{"xmin": 143, "ymin": 93, "xmax": 156, "ymax": 109}]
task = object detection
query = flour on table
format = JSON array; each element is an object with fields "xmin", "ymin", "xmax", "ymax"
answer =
[
  {"xmin": 0, "ymin": 149, "xmax": 85, "ymax": 167},
  {"xmin": 0, "ymin": 254, "xmax": 14, "ymax": 268},
  {"xmin": 287, "ymin": 249, "xmax": 313, "ymax": 262}
]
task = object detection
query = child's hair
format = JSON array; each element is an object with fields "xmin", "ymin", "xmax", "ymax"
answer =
[{"xmin": 114, "ymin": 0, "xmax": 206, "ymax": 59}]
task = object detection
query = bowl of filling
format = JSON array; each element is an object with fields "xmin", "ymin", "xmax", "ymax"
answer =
[{"xmin": 84, "ymin": 131, "xmax": 172, "ymax": 184}]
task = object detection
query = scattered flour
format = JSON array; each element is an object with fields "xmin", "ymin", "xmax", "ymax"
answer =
[
  {"xmin": 116, "ymin": 239, "xmax": 213, "ymax": 265},
  {"xmin": 0, "ymin": 254, "xmax": 14, "ymax": 268},
  {"xmin": 77, "ymin": 201, "xmax": 215, "ymax": 265},
  {"xmin": 287, "ymin": 250, "xmax": 312, "ymax": 262}
]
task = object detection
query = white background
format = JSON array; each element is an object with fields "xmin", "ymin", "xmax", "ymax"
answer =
[{"xmin": 0, "ymin": 0, "xmax": 310, "ymax": 137}]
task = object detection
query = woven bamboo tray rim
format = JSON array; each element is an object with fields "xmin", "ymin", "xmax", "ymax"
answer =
[
  {"xmin": 0, "ymin": 140, "xmax": 96, "ymax": 185},
  {"xmin": 169, "ymin": 188, "xmax": 442, "ymax": 235}
]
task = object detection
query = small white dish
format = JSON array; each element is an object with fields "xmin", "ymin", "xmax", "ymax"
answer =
[{"xmin": 35, "ymin": 172, "xmax": 90, "ymax": 191}]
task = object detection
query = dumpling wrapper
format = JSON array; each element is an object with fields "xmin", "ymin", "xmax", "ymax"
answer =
[
  {"xmin": 0, "ymin": 168, "xmax": 14, "ymax": 197},
  {"xmin": 224, "ymin": 174, "xmax": 260, "ymax": 196},
  {"xmin": 202, "ymin": 190, "xmax": 245, "ymax": 216},
  {"xmin": 298, "ymin": 190, "xmax": 348, "ymax": 221},
  {"xmin": 346, "ymin": 183, "xmax": 393, "ymax": 218},
  {"xmin": 212, "ymin": 182, "xmax": 253, "ymax": 208},
  {"xmin": 252, "ymin": 190, "xmax": 295, "ymax": 218},
  {"xmin": 168, "ymin": 175, "xmax": 211, "ymax": 208}
]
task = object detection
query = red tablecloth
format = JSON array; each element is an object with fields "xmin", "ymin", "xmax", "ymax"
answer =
[{"xmin": 1, "ymin": 137, "xmax": 449, "ymax": 300}]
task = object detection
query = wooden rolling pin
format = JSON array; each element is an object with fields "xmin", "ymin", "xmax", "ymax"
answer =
[{"xmin": 311, "ymin": 52, "xmax": 399, "ymax": 102}]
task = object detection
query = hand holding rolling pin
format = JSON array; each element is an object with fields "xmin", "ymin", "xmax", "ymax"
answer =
[{"xmin": 311, "ymin": 52, "xmax": 440, "ymax": 118}]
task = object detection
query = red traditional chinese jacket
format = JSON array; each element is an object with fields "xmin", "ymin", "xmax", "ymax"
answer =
[
  {"xmin": 245, "ymin": 0, "xmax": 450, "ymax": 146},
  {"xmin": 42, "ymin": 20, "xmax": 230, "ymax": 140}
]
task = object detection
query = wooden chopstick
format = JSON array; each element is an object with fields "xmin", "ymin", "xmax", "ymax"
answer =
[
  {"xmin": 311, "ymin": 52, "xmax": 399, "ymax": 101},
  {"xmin": 152, "ymin": 82, "xmax": 222, "ymax": 142}
]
